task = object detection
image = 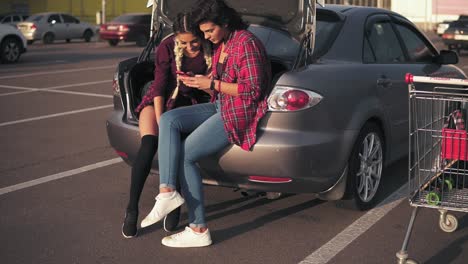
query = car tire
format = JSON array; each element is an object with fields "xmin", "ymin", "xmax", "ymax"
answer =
[
  {"xmin": 43, "ymin": 32, "xmax": 55, "ymax": 44},
  {"xmin": 136, "ymin": 34, "xmax": 148, "ymax": 47},
  {"xmin": 108, "ymin": 39, "xmax": 119, "ymax": 46},
  {"xmin": 27, "ymin": 40, "xmax": 34, "ymax": 45},
  {"xmin": 1, "ymin": 37, "xmax": 22, "ymax": 63},
  {"xmin": 345, "ymin": 122, "xmax": 384, "ymax": 211},
  {"xmin": 83, "ymin": 29, "xmax": 93, "ymax": 42}
]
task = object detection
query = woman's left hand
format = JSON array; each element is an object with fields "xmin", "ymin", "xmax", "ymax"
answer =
[{"xmin": 180, "ymin": 75, "xmax": 211, "ymax": 90}]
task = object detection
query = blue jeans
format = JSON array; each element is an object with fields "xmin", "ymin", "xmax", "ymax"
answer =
[{"xmin": 158, "ymin": 102, "xmax": 229, "ymax": 227}]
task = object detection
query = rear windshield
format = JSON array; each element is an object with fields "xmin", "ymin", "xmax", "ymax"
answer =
[
  {"xmin": 26, "ymin": 14, "xmax": 43, "ymax": 22},
  {"xmin": 312, "ymin": 13, "xmax": 344, "ymax": 59},
  {"xmin": 112, "ymin": 15, "xmax": 149, "ymax": 23},
  {"xmin": 449, "ymin": 20, "xmax": 468, "ymax": 28}
]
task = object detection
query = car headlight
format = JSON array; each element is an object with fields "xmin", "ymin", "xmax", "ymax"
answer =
[{"xmin": 268, "ymin": 86, "xmax": 323, "ymax": 112}]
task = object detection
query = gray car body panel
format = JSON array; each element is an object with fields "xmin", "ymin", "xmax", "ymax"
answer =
[{"xmin": 17, "ymin": 12, "xmax": 93, "ymax": 41}]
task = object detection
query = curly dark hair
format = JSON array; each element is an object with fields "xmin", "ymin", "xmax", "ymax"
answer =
[
  {"xmin": 172, "ymin": 12, "xmax": 198, "ymax": 34},
  {"xmin": 191, "ymin": 0, "xmax": 248, "ymax": 31}
]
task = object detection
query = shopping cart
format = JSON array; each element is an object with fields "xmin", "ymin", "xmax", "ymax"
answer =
[{"xmin": 397, "ymin": 74, "xmax": 468, "ymax": 264}]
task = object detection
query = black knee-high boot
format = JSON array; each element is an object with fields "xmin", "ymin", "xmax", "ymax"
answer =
[
  {"xmin": 122, "ymin": 135, "xmax": 157, "ymax": 238},
  {"xmin": 126, "ymin": 134, "xmax": 158, "ymax": 212}
]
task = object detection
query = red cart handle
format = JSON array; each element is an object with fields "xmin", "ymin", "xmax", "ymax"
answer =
[{"xmin": 405, "ymin": 73, "xmax": 468, "ymax": 86}]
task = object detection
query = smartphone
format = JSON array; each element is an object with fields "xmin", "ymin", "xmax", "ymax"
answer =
[{"xmin": 176, "ymin": 70, "xmax": 194, "ymax": 77}]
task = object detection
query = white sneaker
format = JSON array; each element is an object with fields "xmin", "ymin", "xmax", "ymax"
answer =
[
  {"xmin": 140, "ymin": 191, "xmax": 185, "ymax": 228},
  {"xmin": 161, "ymin": 227, "xmax": 212, "ymax": 248}
]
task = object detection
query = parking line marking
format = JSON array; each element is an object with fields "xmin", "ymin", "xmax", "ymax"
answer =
[
  {"xmin": 46, "ymin": 80, "xmax": 111, "ymax": 90},
  {"xmin": 0, "ymin": 91, "xmax": 37, "ymax": 97},
  {"xmin": 43, "ymin": 89, "xmax": 113, "ymax": 98},
  {"xmin": 0, "ymin": 85, "xmax": 36, "ymax": 90},
  {"xmin": 299, "ymin": 184, "xmax": 407, "ymax": 264},
  {"xmin": 0, "ymin": 80, "xmax": 112, "ymax": 98},
  {"xmin": 0, "ymin": 104, "xmax": 113, "ymax": 127},
  {"xmin": 0, "ymin": 65, "xmax": 115, "ymax": 80},
  {"xmin": 0, "ymin": 158, "xmax": 123, "ymax": 196}
]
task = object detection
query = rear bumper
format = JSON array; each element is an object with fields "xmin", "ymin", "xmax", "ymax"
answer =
[
  {"xmin": 99, "ymin": 31, "xmax": 130, "ymax": 41},
  {"xmin": 21, "ymin": 31, "xmax": 39, "ymax": 41},
  {"xmin": 106, "ymin": 110, "xmax": 358, "ymax": 194},
  {"xmin": 443, "ymin": 38, "xmax": 468, "ymax": 48}
]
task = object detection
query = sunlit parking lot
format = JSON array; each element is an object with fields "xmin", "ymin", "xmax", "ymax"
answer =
[{"xmin": 0, "ymin": 30, "xmax": 468, "ymax": 264}]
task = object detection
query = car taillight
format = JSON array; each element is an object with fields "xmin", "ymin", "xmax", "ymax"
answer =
[
  {"xmin": 113, "ymin": 71, "xmax": 120, "ymax": 97},
  {"xmin": 442, "ymin": 33, "xmax": 454, "ymax": 39},
  {"xmin": 30, "ymin": 24, "xmax": 37, "ymax": 31},
  {"xmin": 119, "ymin": 25, "xmax": 129, "ymax": 32},
  {"xmin": 268, "ymin": 86, "xmax": 322, "ymax": 112}
]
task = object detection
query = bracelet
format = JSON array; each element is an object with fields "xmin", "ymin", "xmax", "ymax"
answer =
[{"xmin": 209, "ymin": 78, "xmax": 215, "ymax": 91}]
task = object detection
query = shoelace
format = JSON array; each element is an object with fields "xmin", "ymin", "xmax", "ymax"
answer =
[{"xmin": 171, "ymin": 227, "xmax": 193, "ymax": 239}]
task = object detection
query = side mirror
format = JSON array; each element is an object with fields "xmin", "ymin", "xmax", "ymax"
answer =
[{"xmin": 434, "ymin": 50, "xmax": 459, "ymax": 65}]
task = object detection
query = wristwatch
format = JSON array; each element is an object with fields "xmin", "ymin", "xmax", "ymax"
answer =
[{"xmin": 210, "ymin": 79, "xmax": 215, "ymax": 91}]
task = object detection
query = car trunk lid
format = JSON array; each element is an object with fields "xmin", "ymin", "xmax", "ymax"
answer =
[{"xmin": 147, "ymin": 0, "xmax": 316, "ymax": 41}]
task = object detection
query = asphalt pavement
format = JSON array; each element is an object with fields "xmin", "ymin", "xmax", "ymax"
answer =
[{"xmin": 0, "ymin": 35, "xmax": 467, "ymax": 264}]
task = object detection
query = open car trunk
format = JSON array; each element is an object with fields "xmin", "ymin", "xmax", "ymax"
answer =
[{"xmin": 120, "ymin": 0, "xmax": 322, "ymax": 124}]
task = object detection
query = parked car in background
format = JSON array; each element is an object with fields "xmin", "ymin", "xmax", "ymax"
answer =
[
  {"xmin": 436, "ymin": 20, "xmax": 452, "ymax": 36},
  {"xmin": 442, "ymin": 19, "xmax": 468, "ymax": 53},
  {"xmin": 0, "ymin": 23, "xmax": 27, "ymax": 63},
  {"xmin": 99, "ymin": 13, "xmax": 151, "ymax": 47},
  {"xmin": 0, "ymin": 13, "xmax": 28, "ymax": 26},
  {"xmin": 16, "ymin": 12, "xmax": 94, "ymax": 44},
  {"xmin": 107, "ymin": 1, "xmax": 465, "ymax": 222}
]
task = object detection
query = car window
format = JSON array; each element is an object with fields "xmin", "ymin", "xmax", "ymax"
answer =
[
  {"xmin": 48, "ymin": 14, "xmax": 62, "ymax": 24},
  {"xmin": 12, "ymin": 15, "xmax": 21, "ymax": 22},
  {"xmin": 313, "ymin": 16, "xmax": 343, "ymax": 59},
  {"xmin": 394, "ymin": 23, "xmax": 435, "ymax": 63},
  {"xmin": 112, "ymin": 15, "xmax": 139, "ymax": 23},
  {"xmin": 62, "ymin": 14, "xmax": 79, "ymax": 23},
  {"xmin": 2, "ymin": 16, "xmax": 11, "ymax": 23},
  {"xmin": 249, "ymin": 25, "xmax": 300, "ymax": 61},
  {"xmin": 140, "ymin": 15, "xmax": 151, "ymax": 24},
  {"xmin": 363, "ymin": 38, "xmax": 375, "ymax": 63},
  {"xmin": 27, "ymin": 14, "xmax": 43, "ymax": 22},
  {"xmin": 366, "ymin": 21, "xmax": 405, "ymax": 63}
]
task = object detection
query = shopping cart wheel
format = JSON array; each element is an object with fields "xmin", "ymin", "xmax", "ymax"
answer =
[
  {"xmin": 439, "ymin": 213, "xmax": 458, "ymax": 233},
  {"xmin": 426, "ymin": 191, "xmax": 441, "ymax": 206}
]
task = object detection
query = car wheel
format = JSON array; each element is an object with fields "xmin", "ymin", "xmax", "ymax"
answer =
[
  {"xmin": 136, "ymin": 34, "xmax": 148, "ymax": 47},
  {"xmin": 43, "ymin": 32, "xmax": 55, "ymax": 44},
  {"xmin": 83, "ymin": 30, "xmax": 93, "ymax": 42},
  {"xmin": 27, "ymin": 40, "xmax": 34, "ymax": 45},
  {"xmin": 346, "ymin": 123, "xmax": 384, "ymax": 210},
  {"xmin": 1, "ymin": 37, "xmax": 21, "ymax": 63},
  {"xmin": 108, "ymin": 39, "xmax": 119, "ymax": 46}
]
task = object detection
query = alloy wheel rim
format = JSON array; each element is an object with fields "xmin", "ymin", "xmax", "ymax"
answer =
[
  {"xmin": 356, "ymin": 132, "xmax": 383, "ymax": 202},
  {"xmin": 5, "ymin": 42, "xmax": 19, "ymax": 62}
]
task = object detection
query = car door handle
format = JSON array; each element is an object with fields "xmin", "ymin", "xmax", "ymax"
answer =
[{"xmin": 377, "ymin": 78, "xmax": 392, "ymax": 88}]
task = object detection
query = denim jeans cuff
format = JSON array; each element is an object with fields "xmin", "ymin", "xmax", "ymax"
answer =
[
  {"xmin": 159, "ymin": 183, "xmax": 176, "ymax": 190},
  {"xmin": 189, "ymin": 223, "xmax": 207, "ymax": 228}
]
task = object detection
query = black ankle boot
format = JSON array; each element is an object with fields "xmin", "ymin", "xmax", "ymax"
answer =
[{"xmin": 122, "ymin": 210, "xmax": 138, "ymax": 238}]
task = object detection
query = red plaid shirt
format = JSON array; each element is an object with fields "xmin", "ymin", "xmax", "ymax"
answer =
[{"xmin": 212, "ymin": 30, "xmax": 271, "ymax": 151}]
